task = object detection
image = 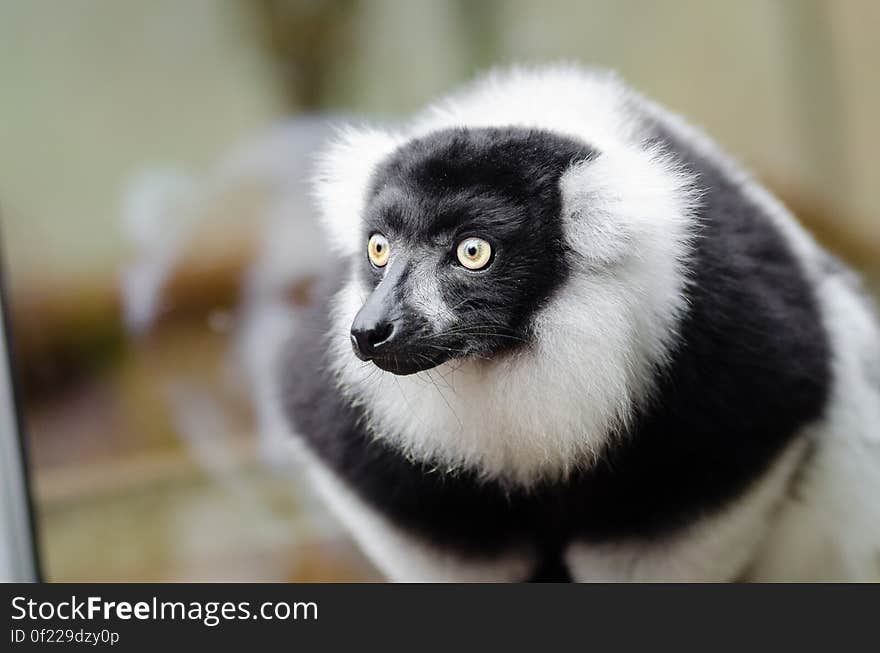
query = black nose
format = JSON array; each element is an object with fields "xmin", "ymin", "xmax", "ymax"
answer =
[{"xmin": 350, "ymin": 320, "xmax": 396, "ymax": 360}]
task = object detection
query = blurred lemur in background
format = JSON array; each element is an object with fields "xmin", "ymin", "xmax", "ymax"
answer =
[{"xmin": 282, "ymin": 66, "xmax": 880, "ymax": 581}]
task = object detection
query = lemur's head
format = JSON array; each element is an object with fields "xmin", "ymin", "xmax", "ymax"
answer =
[
  {"xmin": 350, "ymin": 127, "xmax": 593, "ymax": 375},
  {"xmin": 314, "ymin": 67, "xmax": 699, "ymax": 483}
]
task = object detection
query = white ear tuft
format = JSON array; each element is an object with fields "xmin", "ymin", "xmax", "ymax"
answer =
[
  {"xmin": 559, "ymin": 144, "xmax": 699, "ymax": 270},
  {"xmin": 311, "ymin": 126, "xmax": 400, "ymax": 257},
  {"xmin": 560, "ymin": 155, "xmax": 633, "ymax": 267}
]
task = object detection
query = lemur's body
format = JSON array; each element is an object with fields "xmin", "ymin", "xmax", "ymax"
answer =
[{"xmin": 283, "ymin": 67, "xmax": 880, "ymax": 581}]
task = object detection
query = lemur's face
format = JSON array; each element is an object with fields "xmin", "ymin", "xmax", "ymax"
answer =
[{"xmin": 350, "ymin": 127, "xmax": 593, "ymax": 375}]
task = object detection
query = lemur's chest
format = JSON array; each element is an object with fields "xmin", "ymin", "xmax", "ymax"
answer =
[
  {"xmin": 303, "ymin": 409, "xmax": 708, "ymax": 557},
  {"xmin": 304, "ymin": 438, "xmax": 808, "ymax": 582}
]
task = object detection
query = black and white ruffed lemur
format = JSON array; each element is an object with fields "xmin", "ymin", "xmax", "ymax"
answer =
[{"xmin": 281, "ymin": 66, "xmax": 880, "ymax": 581}]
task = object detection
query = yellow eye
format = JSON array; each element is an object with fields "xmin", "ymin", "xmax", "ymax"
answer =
[
  {"xmin": 456, "ymin": 237, "xmax": 492, "ymax": 270},
  {"xmin": 368, "ymin": 233, "xmax": 390, "ymax": 267}
]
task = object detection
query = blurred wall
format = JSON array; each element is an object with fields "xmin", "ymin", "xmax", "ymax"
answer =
[
  {"xmin": 2, "ymin": 0, "xmax": 877, "ymax": 305},
  {"xmin": 0, "ymin": 0, "xmax": 286, "ymax": 297}
]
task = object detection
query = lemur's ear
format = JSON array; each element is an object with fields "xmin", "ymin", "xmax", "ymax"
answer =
[
  {"xmin": 312, "ymin": 126, "xmax": 400, "ymax": 257},
  {"xmin": 559, "ymin": 144, "xmax": 699, "ymax": 269}
]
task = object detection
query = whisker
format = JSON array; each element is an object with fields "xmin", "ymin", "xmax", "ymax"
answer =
[{"xmin": 421, "ymin": 362, "xmax": 463, "ymax": 430}]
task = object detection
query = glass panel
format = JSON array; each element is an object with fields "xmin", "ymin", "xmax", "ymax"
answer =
[{"xmin": 1, "ymin": 0, "xmax": 877, "ymax": 582}]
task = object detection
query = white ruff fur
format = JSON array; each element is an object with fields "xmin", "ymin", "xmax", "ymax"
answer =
[{"xmin": 318, "ymin": 66, "xmax": 699, "ymax": 485}]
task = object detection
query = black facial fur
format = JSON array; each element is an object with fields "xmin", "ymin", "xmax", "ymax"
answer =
[
  {"xmin": 284, "ymin": 116, "xmax": 833, "ymax": 580},
  {"xmin": 352, "ymin": 127, "xmax": 595, "ymax": 374}
]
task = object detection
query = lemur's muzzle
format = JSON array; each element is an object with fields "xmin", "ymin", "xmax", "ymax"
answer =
[{"xmin": 350, "ymin": 261, "xmax": 449, "ymax": 375}]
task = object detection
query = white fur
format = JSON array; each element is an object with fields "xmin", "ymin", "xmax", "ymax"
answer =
[
  {"xmin": 312, "ymin": 125, "xmax": 401, "ymax": 257},
  {"xmin": 320, "ymin": 66, "xmax": 700, "ymax": 485},
  {"xmin": 746, "ymin": 273, "xmax": 880, "ymax": 581}
]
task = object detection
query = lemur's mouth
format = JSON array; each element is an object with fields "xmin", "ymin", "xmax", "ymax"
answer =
[{"xmin": 368, "ymin": 351, "xmax": 448, "ymax": 376}]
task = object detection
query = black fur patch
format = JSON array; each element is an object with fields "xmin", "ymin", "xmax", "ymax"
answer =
[{"xmin": 283, "ymin": 121, "xmax": 832, "ymax": 580}]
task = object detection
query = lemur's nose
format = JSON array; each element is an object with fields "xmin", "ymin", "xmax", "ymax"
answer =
[{"xmin": 350, "ymin": 320, "xmax": 396, "ymax": 360}]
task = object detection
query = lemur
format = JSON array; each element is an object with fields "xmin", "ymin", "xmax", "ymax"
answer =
[{"xmin": 281, "ymin": 66, "xmax": 880, "ymax": 581}]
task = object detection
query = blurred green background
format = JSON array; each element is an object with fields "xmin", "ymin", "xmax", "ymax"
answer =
[{"xmin": 0, "ymin": 0, "xmax": 877, "ymax": 581}]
